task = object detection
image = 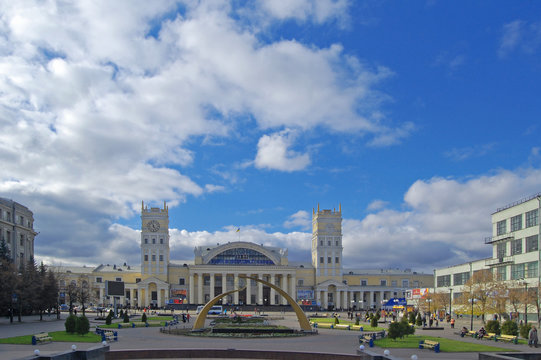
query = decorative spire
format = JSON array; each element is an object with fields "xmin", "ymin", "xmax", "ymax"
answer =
[{"xmin": 141, "ymin": 200, "xmax": 144, "ymax": 211}]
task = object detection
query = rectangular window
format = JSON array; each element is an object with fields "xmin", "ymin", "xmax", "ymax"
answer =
[
  {"xmin": 144, "ymin": 255, "xmax": 148, "ymax": 261},
  {"xmin": 116, "ymin": 277, "xmax": 122, "ymax": 282},
  {"xmin": 511, "ymin": 214, "xmax": 522, "ymax": 232},
  {"xmin": 136, "ymin": 278, "xmax": 141, "ymax": 283},
  {"xmin": 437, "ymin": 275, "xmax": 451, "ymax": 287},
  {"xmin": 151, "ymin": 255, "xmax": 156, "ymax": 261},
  {"xmin": 527, "ymin": 261, "xmax": 538, "ymax": 278},
  {"xmin": 413, "ymin": 281, "xmax": 419, "ymax": 287},
  {"xmin": 179, "ymin": 278, "xmax": 185, "ymax": 285},
  {"xmin": 327, "ymin": 241, "xmax": 331, "ymax": 246},
  {"xmin": 327, "ymin": 257, "xmax": 331, "ymax": 264},
  {"xmin": 361, "ymin": 280, "xmax": 367, "ymax": 286},
  {"xmin": 511, "ymin": 263, "xmax": 525, "ymax": 280},
  {"xmin": 20, "ymin": 234, "xmax": 24, "ymax": 246},
  {"xmin": 511, "ymin": 239, "xmax": 522, "ymax": 255},
  {"xmin": 297, "ymin": 279, "xmax": 304, "ymax": 286},
  {"xmin": 144, "ymin": 239, "xmax": 148, "ymax": 244},
  {"xmin": 494, "ymin": 266, "xmax": 507, "ymax": 281},
  {"xmin": 497, "ymin": 220, "xmax": 507, "ymax": 235},
  {"xmin": 96, "ymin": 277, "xmax": 102, "ymax": 283},
  {"xmin": 380, "ymin": 279, "xmax": 387, "ymax": 286},
  {"xmin": 152, "ymin": 238, "xmax": 156, "ymax": 244},
  {"xmin": 335, "ymin": 257, "xmax": 339, "ymax": 264},
  {"xmin": 204, "ymin": 276, "xmax": 210, "ymax": 286},
  {"xmin": 320, "ymin": 257, "xmax": 324, "ymax": 264},
  {"xmin": 526, "ymin": 209, "xmax": 538, "ymax": 228},
  {"xmin": 320, "ymin": 240, "xmax": 323, "ymax": 246},
  {"xmin": 402, "ymin": 279, "xmax": 409, "ymax": 287},
  {"xmin": 159, "ymin": 255, "xmax": 163, "ymax": 261},
  {"xmin": 497, "ymin": 242, "xmax": 507, "ymax": 258},
  {"xmin": 526, "ymin": 235, "xmax": 539, "ymax": 252},
  {"xmin": 160, "ymin": 238, "xmax": 164, "ymax": 244},
  {"xmin": 391, "ymin": 280, "xmax": 397, "ymax": 287},
  {"xmin": 453, "ymin": 272, "xmax": 470, "ymax": 286},
  {"xmin": 335, "ymin": 241, "xmax": 339, "ymax": 246}
]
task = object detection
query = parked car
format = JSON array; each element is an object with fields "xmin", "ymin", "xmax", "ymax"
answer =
[
  {"xmin": 59, "ymin": 304, "xmax": 69, "ymax": 311},
  {"xmin": 208, "ymin": 305, "xmax": 223, "ymax": 315}
]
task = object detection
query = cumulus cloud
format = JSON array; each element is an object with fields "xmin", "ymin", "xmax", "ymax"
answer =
[
  {"xmin": 0, "ymin": 1, "xmax": 409, "ymax": 266},
  {"xmin": 254, "ymin": 130, "xmax": 310, "ymax": 171},
  {"xmin": 499, "ymin": 19, "xmax": 541, "ymax": 57},
  {"xmin": 342, "ymin": 168, "xmax": 541, "ymax": 272},
  {"xmin": 284, "ymin": 210, "xmax": 311, "ymax": 230}
]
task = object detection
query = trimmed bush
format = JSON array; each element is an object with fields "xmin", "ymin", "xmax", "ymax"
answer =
[
  {"xmin": 415, "ymin": 313, "xmax": 422, "ymax": 326},
  {"xmin": 370, "ymin": 315, "xmax": 378, "ymax": 328},
  {"xmin": 355, "ymin": 317, "xmax": 360, "ymax": 325},
  {"xmin": 486, "ymin": 320, "xmax": 501, "ymax": 335},
  {"xmin": 388, "ymin": 321, "xmax": 402, "ymax": 340},
  {"xmin": 501, "ymin": 320, "xmax": 518, "ymax": 336},
  {"xmin": 408, "ymin": 311, "xmax": 416, "ymax": 324},
  {"xmin": 520, "ymin": 323, "xmax": 532, "ymax": 339},
  {"xmin": 65, "ymin": 314, "xmax": 78, "ymax": 333},
  {"xmin": 76, "ymin": 315, "xmax": 90, "ymax": 335},
  {"xmin": 142, "ymin": 312, "xmax": 147, "ymax": 323},
  {"xmin": 123, "ymin": 311, "xmax": 130, "ymax": 323},
  {"xmin": 105, "ymin": 312, "xmax": 113, "ymax": 325}
]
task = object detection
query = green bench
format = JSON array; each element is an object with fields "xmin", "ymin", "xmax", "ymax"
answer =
[{"xmin": 32, "ymin": 332, "xmax": 52, "ymax": 345}]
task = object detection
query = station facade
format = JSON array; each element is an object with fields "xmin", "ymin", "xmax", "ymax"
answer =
[{"xmin": 53, "ymin": 202, "xmax": 433, "ymax": 309}]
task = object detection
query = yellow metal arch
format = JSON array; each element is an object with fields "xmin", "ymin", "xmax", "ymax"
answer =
[
  {"xmin": 239, "ymin": 275, "xmax": 312, "ymax": 331},
  {"xmin": 192, "ymin": 285, "xmax": 246, "ymax": 330}
]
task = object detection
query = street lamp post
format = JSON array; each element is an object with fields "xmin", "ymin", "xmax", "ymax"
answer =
[
  {"xmin": 427, "ymin": 299, "xmax": 432, "ymax": 327},
  {"xmin": 524, "ymin": 282, "xmax": 528, "ymax": 324},
  {"xmin": 470, "ymin": 297, "xmax": 476, "ymax": 331},
  {"xmin": 449, "ymin": 288, "xmax": 453, "ymax": 317}
]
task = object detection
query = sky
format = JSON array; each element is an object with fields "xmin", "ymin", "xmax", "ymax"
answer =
[{"xmin": 1, "ymin": 0, "xmax": 541, "ymax": 274}]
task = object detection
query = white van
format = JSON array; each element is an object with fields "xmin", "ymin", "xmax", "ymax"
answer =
[
  {"xmin": 208, "ymin": 305, "xmax": 223, "ymax": 315},
  {"xmin": 196, "ymin": 305, "xmax": 204, "ymax": 314}
]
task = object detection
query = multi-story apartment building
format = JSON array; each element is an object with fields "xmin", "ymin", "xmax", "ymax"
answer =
[
  {"xmin": 435, "ymin": 193, "xmax": 541, "ymax": 305},
  {"xmin": 51, "ymin": 202, "xmax": 433, "ymax": 309},
  {"xmin": 0, "ymin": 197, "xmax": 37, "ymax": 269}
]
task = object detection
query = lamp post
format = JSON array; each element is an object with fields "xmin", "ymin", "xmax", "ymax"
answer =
[
  {"xmin": 470, "ymin": 297, "xmax": 476, "ymax": 331},
  {"xmin": 427, "ymin": 299, "xmax": 432, "ymax": 327},
  {"xmin": 524, "ymin": 282, "xmax": 528, "ymax": 324},
  {"xmin": 449, "ymin": 288, "xmax": 453, "ymax": 317}
]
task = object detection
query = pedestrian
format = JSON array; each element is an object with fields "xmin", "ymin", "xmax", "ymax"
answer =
[
  {"xmin": 187, "ymin": 313, "xmax": 190, "ymax": 322},
  {"xmin": 450, "ymin": 318, "xmax": 455, "ymax": 329},
  {"xmin": 529, "ymin": 325, "xmax": 538, "ymax": 348}
]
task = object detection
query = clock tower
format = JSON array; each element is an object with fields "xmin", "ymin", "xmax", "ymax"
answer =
[
  {"xmin": 141, "ymin": 201, "xmax": 170, "ymax": 281},
  {"xmin": 311, "ymin": 203, "xmax": 343, "ymax": 281}
]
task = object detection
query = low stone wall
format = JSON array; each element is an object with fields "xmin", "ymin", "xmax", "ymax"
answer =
[
  {"xmin": 105, "ymin": 348, "xmax": 360, "ymax": 360},
  {"xmin": 28, "ymin": 344, "xmax": 109, "ymax": 360}
]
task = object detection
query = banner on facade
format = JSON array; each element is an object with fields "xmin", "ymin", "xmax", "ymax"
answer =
[
  {"xmin": 407, "ymin": 288, "xmax": 429, "ymax": 299},
  {"xmin": 297, "ymin": 290, "xmax": 314, "ymax": 300}
]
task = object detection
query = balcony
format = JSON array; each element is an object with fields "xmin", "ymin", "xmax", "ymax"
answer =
[
  {"xmin": 485, "ymin": 256, "xmax": 514, "ymax": 267},
  {"xmin": 485, "ymin": 233, "xmax": 514, "ymax": 244}
]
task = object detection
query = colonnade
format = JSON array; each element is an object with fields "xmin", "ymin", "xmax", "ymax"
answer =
[
  {"xmin": 315, "ymin": 288, "xmax": 395, "ymax": 310},
  {"xmin": 188, "ymin": 271, "xmax": 296, "ymax": 305}
]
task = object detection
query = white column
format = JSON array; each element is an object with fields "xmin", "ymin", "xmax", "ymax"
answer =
[
  {"xmin": 234, "ymin": 273, "xmax": 239, "ymax": 304},
  {"xmin": 380, "ymin": 291, "xmax": 384, "ymax": 308},
  {"xmin": 157, "ymin": 288, "xmax": 162, "ymax": 307},
  {"xmin": 246, "ymin": 274, "xmax": 251, "ymax": 305},
  {"xmin": 210, "ymin": 273, "xmax": 215, "ymax": 300},
  {"xmin": 197, "ymin": 273, "xmax": 203, "ymax": 304},
  {"xmin": 281, "ymin": 275, "xmax": 288, "ymax": 305},
  {"xmin": 130, "ymin": 288, "xmax": 134, "ymax": 306},
  {"xmin": 222, "ymin": 273, "xmax": 227, "ymax": 304},
  {"xmin": 189, "ymin": 273, "xmax": 194, "ymax": 304},
  {"xmin": 369, "ymin": 291, "xmax": 374, "ymax": 309},
  {"xmin": 145, "ymin": 287, "xmax": 150, "ymax": 307},
  {"xmin": 257, "ymin": 274, "xmax": 263, "ymax": 305},
  {"xmin": 99, "ymin": 288, "xmax": 104, "ymax": 305},
  {"xmin": 316, "ymin": 290, "xmax": 321, "ymax": 308},
  {"xmin": 290, "ymin": 274, "xmax": 296, "ymax": 302},
  {"xmin": 270, "ymin": 274, "xmax": 276, "ymax": 305},
  {"xmin": 323, "ymin": 290, "xmax": 328, "ymax": 309}
]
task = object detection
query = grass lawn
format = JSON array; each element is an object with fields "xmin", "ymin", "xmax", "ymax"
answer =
[
  {"xmin": 98, "ymin": 321, "xmax": 163, "ymax": 328},
  {"xmin": 375, "ymin": 335, "xmax": 515, "ymax": 352},
  {"xmin": 310, "ymin": 317, "xmax": 384, "ymax": 332},
  {"xmin": 0, "ymin": 331, "xmax": 101, "ymax": 345}
]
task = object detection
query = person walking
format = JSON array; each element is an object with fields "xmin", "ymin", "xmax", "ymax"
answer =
[{"xmin": 529, "ymin": 325, "xmax": 538, "ymax": 348}]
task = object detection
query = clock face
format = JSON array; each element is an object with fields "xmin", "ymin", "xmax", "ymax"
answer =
[{"xmin": 147, "ymin": 220, "xmax": 160, "ymax": 232}]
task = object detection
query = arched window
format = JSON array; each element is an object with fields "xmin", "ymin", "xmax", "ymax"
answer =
[{"xmin": 209, "ymin": 248, "xmax": 275, "ymax": 265}]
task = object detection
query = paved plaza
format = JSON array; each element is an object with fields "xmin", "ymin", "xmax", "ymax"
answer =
[{"xmin": 1, "ymin": 311, "xmax": 541, "ymax": 360}]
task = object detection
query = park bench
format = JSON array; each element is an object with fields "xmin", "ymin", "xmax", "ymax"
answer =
[
  {"xmin": 350, "ymin": 325, "xmax": 364, "ymax": 331},
  {"xmin": 334, "ymin": 324, "xmax": 350, "ymax": 330},
  {"xmin": 32, "ymin": 332, "xmax": 52, "ymax": 345},
  {"xmin": 96, "ymin": 328, "xmax": 118, "ymax": 342},
  {"xmin": 419, "ymin": 339, "xmax": 440, "ymax": 353},
  {"xmin": 497, "ymin": 334, "xmax": 518, "ymax": 344},
  {"xmin": 359, "ymin": 334, "xmax": 375, "ymax": 347},
  {"xmin": 466, "ymin": 330, "xmax": 477, "ymax": 338},
  {"xmin": 313, "ymin": 322, "xmax": 333, "ymax": 329}
]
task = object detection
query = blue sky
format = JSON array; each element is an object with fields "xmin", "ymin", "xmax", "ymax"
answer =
[{"xmin": 1, "ymin": 1, "xmax": 540, "ymax": 273}]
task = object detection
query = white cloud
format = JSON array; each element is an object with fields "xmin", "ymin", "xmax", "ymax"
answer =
[
  {"xmin": 499, "ymin": 20, "xmax": 524, "ymax": 57},
  {"xmin": 254, "ymin": 130, "xmax": 311, "ymax": 171},
  {"xmin": 284, "ymin": 210, "xmax": 311, "ymax": 230},
  {"xmin": 366, "ymin": 200, "xmax": 388, "ymax": 211},
  {"xmin": 499, "ymin": 19, "xmax": 541, "ymax": 58},
  {"xmin": 259, "ymin": 0, "xmax": 349, "ymax": 25}
]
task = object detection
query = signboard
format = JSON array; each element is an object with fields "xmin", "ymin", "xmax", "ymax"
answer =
[
  {"xmin": 297, "ymin": 290, "xmax": 314, "ymax": 300},
  {"xmin": 408, "ymin": 288, "xmax": 429, "ymax": 299},
  {"xmin": 105, "ymin": 281, "xmax": 125, "ymax": 296}
]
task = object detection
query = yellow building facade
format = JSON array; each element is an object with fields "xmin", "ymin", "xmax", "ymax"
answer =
[{"xmin": 52, "ymin": 202, "xmax": 433, "ymax": 310}]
